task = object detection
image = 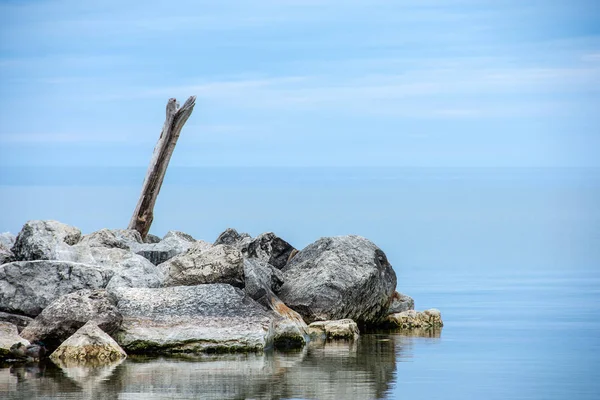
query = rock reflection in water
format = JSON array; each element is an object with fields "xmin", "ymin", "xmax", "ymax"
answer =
[{"xmin": 0, "ymin": 331, "xmax": 442, "ymax": 399}]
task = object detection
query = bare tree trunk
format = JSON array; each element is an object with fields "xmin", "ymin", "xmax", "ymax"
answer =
[{"xmin": 128, "ymin": 96, "xmax": 196, "ymax": 239}]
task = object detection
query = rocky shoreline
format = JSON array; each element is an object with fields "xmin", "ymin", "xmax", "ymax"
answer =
[{"xmin": 0, "ymin": 220, "xmax": 442, "ymax": 364}]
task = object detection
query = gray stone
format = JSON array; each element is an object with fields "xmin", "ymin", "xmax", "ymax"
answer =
[
  {"xmin": 11, "ymin": 220, "xmax": 81, "ymax": 261},
  {"xmin": 79, "ymin": 228, "xmax": 142, "ymax": 250},
  {"xmin": 384, "ymin": 309, "xmax": 443, "ymax": 329},
  {"xmin": 0, "ymin": 232, "xmax": 16, "ymax": 249},
  {"xmin": 112, "ymin": 284, "xmax": 300, "ymax": 353},
  {"xmin": 50, "ymin": 321, "xmax": 127, "ymax": 364},
  {"xmin": 21, "ymin": 289, "xmax": 122, "ymax": 351},
  {"xmin": 214, "ymin": 228, "xmax": 252, "ymax": 249},
  {"xmin": 161, "ymin": 244, "xmax": 243, "ymax": 288},
  {"xmin": 245, "ymin": 232, "xmax": 296, "ymax": 269},
  {"xmin": 0, "ymin": 260, "xmax": 112, "ymax": 316},
  {"xmin": 133, "ymin": 230, "xmax": 200, "ymax": 265},
  {"xmin": 0, "ymin": 243, "xmax": 12, "ymax": 265},
  {"xmin": 144, "ymin": 234, "xmax": 161, "ymax": 244},
  {"xmin": 387, "ymin": 291, "xmax": 415, "ymax": 314},
  {"xmin": 0, "ymin": 322, "xmax": 29, "ymax": 359},
  {"xmin": 0, "ymin": 311, "xmax": 33, "ymax": 333},
  {"xmin": 279, "ymin": 235, "xmax": 397, "ymax": 325},
  {"xmin": 243, "ymin": 258, "xmax": 284, "ymax": 303},
  {"xmin": 308, "ymin": 319, "xmax": 360, "ymax": 340}
]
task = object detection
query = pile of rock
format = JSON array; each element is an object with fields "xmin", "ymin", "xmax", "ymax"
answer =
[{"xmin": 0, "ymin": 220, "xmax": 442, "ymax": 362}]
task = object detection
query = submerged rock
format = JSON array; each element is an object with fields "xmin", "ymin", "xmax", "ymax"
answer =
[
  {"xmin": 161, "ymin": 244, "xmax": 243, "ymax": 288},
  {"xmin": 387, "ymin": 291, "xmax": 415, "ymax": 315},
  {"xmin": 0, "ymin": 322, "xmax": 29, "ymax": 359},
  {"xmin": 0, "ymin": 261, "xmax": 112, "ymax": 316},
  {"xmin": 112, "ymin": 284, "xmax": 303, "ymax": 354},
  {"xmin": 308, "ymin": 319, "xmax": 360, "ymax": 340},
  {"xmin": 11, "ymin": 220, "xmax": 81, "ymax": 261},
  {"xmin": 50, "ymin": 321, "xmax": 126, "ymax": 363},
  {"xmin": 279, "ymin": 235, "xmax": 397, "ymax": 325},
  {"xmin": 20, "ymin": 289, "xmax": 122, "ymax": 351},
  {"xmin": 384, "ymin": 309, "xmax": 443, "ymax": 329}
]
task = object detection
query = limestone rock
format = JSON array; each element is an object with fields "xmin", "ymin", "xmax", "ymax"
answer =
[
  {"xmin": 112, "ymin": 285, "xmax": 295, "ymax": 353},
  {"xmin": 0, "ymin": 261, "xmax": 112, "ymax": 316},
  {"xmin": 387, "ymin": 291, "xmax": 415, "ymax": 315},
  {"xmin": 245, "ymin": 232, "xmax": 296, "ymax": 270},
  {"xmin": 0, "ymin": 311, "xmax": 33, "ymax": 333},
  {"xmin": 308, "ymin": 319, "xmax": 360, "ymax": 340},
  {"xmin": 50, "ymin": 321, "xmax": 126, "ymax": 363},
  {"xmin": 21, "ymin": 289, "xmax": 122, "ymax": 351},
  {"xmin": 134, "ymin": 230, "xmax": 200, "ymax": 265},
  {"xmin": 279, "ymin": 235, "xmax": 397, "ymax": 325},
  {"xmin": 161, "ymin": 244, "xmax": 243, "ymax": 288},
  {"xmin": 0, "ymin": 322, "xmax": 29, "ymax": 359},
  {"xmin": 11, "ymin": 220, "xmax": 81, "ymax": 261},
  {"xmin": 384, "ymin": 309, "xmax": 443, "ymax": 329}
]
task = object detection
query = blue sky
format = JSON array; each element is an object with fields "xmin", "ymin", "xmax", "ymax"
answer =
[{"xmin": 0, "ymin": 0, "xmax": 599, "ymax": 168}]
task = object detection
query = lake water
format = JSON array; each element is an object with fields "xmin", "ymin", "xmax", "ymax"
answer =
[{"xmin": 0, "ymin": 167, "xmax": 599, "ymax": 399}]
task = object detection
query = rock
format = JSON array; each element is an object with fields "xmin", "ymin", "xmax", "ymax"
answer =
[
  {"xmin": 161, "ymin": 244, "xmax": 243, "ymax": 288},
  {"xmin": 112, "ymin": 285, "xmax": 301, "ymax": 353},
  {"xmin": 0, "ymin": 261, "xmax": 112, "ymax": 316},
  {"xmin": 0, "ymin": 243, "xmax": 12, "ymax": 265},
  {"xmin": 0, "ymin": 311, "xmax": 33, "ymax": 333},
  {"xmin": 0, "ymin": 232, "xmax": 16, "ymax": 249},
  {"xmin": 243, "ymin": 259, "xmax": 284, "ymax": 303},
  {"xmin": 245, "ymin": 232, "xmax": 296, "ymax": 270},
  {"xmin": 11, "ymin": 220, "xmax": 81, "ymax": 261},
  {"xmin": 79, "ymin": 228, "xmax": 142, "ymax": 250},
  {"xmin": 144, "ymin": 234, "xmax": 161, "ymax": 244},
  {"xmin": 0, "ymin": 322, "xmax": 29, "ymax": 359},
  {"xmin": 279, "ymin": 235, "xmax": 397, "ymax": 325},
  {"xmin": 134, "ymin": 230, "xmax": 201, "ymax": 265},
  {"xmin": 50, "ymin": 321, "xmax": 126, "ymax": 364},
  {"xmin": 214, "ymin": 228, "xmax": 252, "ymax": 249},
  {"xmin": 387, "ymin": 291, "xmax": 414, "ymax": 315},
  {"xmin": 384, "ymin": 309, "xmax": 443, "ymax": 329},
  {"xmin": 20, "ymin": 289, "xmax": 122, "ymax": 351},
  {"xmin": 308, "ymin": 319, "xmax": 360, "ymax": 340}
]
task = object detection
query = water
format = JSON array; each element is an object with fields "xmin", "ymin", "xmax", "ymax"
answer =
[{"xmin": 1, "ymin": 167, "xmax": 599, "ymax": 399}]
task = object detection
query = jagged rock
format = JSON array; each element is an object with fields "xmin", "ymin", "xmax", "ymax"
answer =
[
  {"xmin": 112, "ymin": 284, "xmax": 304, "ymax": 353},
  {"xmin": 161, "ymin": 244, "xmax": 243, "ymax": 288},
  {"xmin": 0, "ymin": 261, "xmax": 112, "ymax": 316},
  {"xmin": 279, "ymin": 235, "xmax": 397, "ymax": 325},
  {"xmin": 50, "ymin": 321, "xmax": 126, "ymax": 363},
  {"xmin": 144, "ymin": 234, "xmax": 161, "ymax": 244},
  {"xmin": 0, "ymin": 311, "xmax": 33, "ymax": 333},
  {"xmin": 214, "ymin": 228, "xmax": 252, "ymax": 250},
  {"xmin": 11, "ymin": 220, "xmax": 81, "ymax": 261},
  {"xmin": 79, "ymin": 229, "xmax": 142, "ymax": 250},
  {"xmin": 245, "ymin": 232, "xmax": 296, "ymax": 269},
  {"xmin": 243, "ymin": 259, "xmax": 284, "ymax": 303},
  {"xmin": 0, "ymin": 243, "xmax": 12, "ymax": 265},
  {"xmin": 308, "ymin": 319, "xmax": 360, "ymax": 340},
  {"xmin": 21, "ymin": 289, "xmax": 122, "ymax": 351},
  {"xmin": 387, "ymin": 292, "xmax": 414, "ymax": 315},
  {"xmin": 384, "ymin": 309, "xmax": 443, "ymax": 329},
  {"xmin": 0, "ymin": 322, "xmax": 29, "ymax": 359},
  {"xmin": 134, "ymin": 231, "xmax": 201, "ymax": 265},
  {"xmin": 0, "ymin": 232, "xmax": 16, "ymax": 249}
]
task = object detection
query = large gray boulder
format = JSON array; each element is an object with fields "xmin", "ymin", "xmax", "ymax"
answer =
[
  {"xmin": 279, "ymin": 235, "xmax": 397, "ymax": 325},
  {"xmin": 0, "ymin": 261, "xmax": 112, "ymax": 316},
  {"xmin": 20, "ymin": 289, "xmax": 122, "ymax": 351},
  {"xmin": 79, "ymin": 228, "xmax": 143, "ymax": 250},
  {"xmin": 245, "ymin": 232, "xmax": 296, "ymax": 269},
  {"xmin": 134, "ymin": 231, "xmax": 200, "ymax": 265},
  {"xmin": 11, "ymin": 220, "xmax": 81, "ymax": 261},
  {"xmin": 112, "ymin": 284, "xmax": 304, "ymax": 353},
  {"xmin": 161, "ymin": 244, "xmax": 243, "ymax": 288},
  {"xmin": 243, "ymin": 259, "xmax": 284, "ymax": 305}
]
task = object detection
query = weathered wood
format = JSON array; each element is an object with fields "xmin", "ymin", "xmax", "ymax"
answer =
[{"xmin": 128, "ymin": 96, "xmax": 196, "ymax": 239}]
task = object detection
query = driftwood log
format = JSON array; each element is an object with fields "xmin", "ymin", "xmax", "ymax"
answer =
[{"xmin": 128, "ymin": 96, "xmax": 196, "ymax": 239}]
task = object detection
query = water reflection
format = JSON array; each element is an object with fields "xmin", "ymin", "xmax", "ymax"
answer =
[{"xmin": 0, "ymin": 330, "xmax": 442, "ymax": 400}]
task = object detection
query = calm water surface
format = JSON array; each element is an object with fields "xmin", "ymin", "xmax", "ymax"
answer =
[{"xmin": 0, "ymin": 167, "xmax": 598, "ymax": 399}]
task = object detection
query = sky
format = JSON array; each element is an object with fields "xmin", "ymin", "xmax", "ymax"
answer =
[{"xmin": 0, "ymin": 0, "xmax": 599, "ymax": 168}]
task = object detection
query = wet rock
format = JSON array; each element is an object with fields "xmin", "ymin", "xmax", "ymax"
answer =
[
  {"xmin": 245, "ymin": 232, "xmax": 296, "ymax": 270},
  {"xmin": 112, "ymin": 285, "xmax": 294, "ymax": 353},
  {"xmin": 134, "ymin": 230, "xmax": 201, "ymax": 265},
  {"xmin": 384, "ymin": 309, "xmax": 443, "ymax": 329},
  {"xmin": 0, "ymin": 311, "xmax": 33, "ymax": 333},
  {"xmin": 11, "ymin": 220, "xmax": 81, "ymax": 261},
  {"xmin": 214, "ymin": 228, "xmax": 252, "ymax": 250},
  {"xmin": 279, "ymin": 235, "xmax": 397, "ymax": 325},
  {"xmin": 308, "ymin": 319, "xmax": 360, "ymax": 340},
  {"xmin": 0, "ymin": 322, "xmax": 29, "ymax": 359},
  {"xmin": 79, "ymin": 229, "xmax": 142, "ymax": 250},
  {"xmin": 387, "ymin": 291, "xmax": 415, "ymax": 315},
  {"xmin": 161, "ymin": 244, "xmax": 243, "ymax": 288},
  {"xmin": 20, "ymin": 289, "xmax": 122, "ymax": 352},
  {"xmin": 0, "ymin": 261, "xmax": 112, "ymax": 316},
  {"xmin": 50, "ymin": 321, "xmax": 126, "ymax": 363}
]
